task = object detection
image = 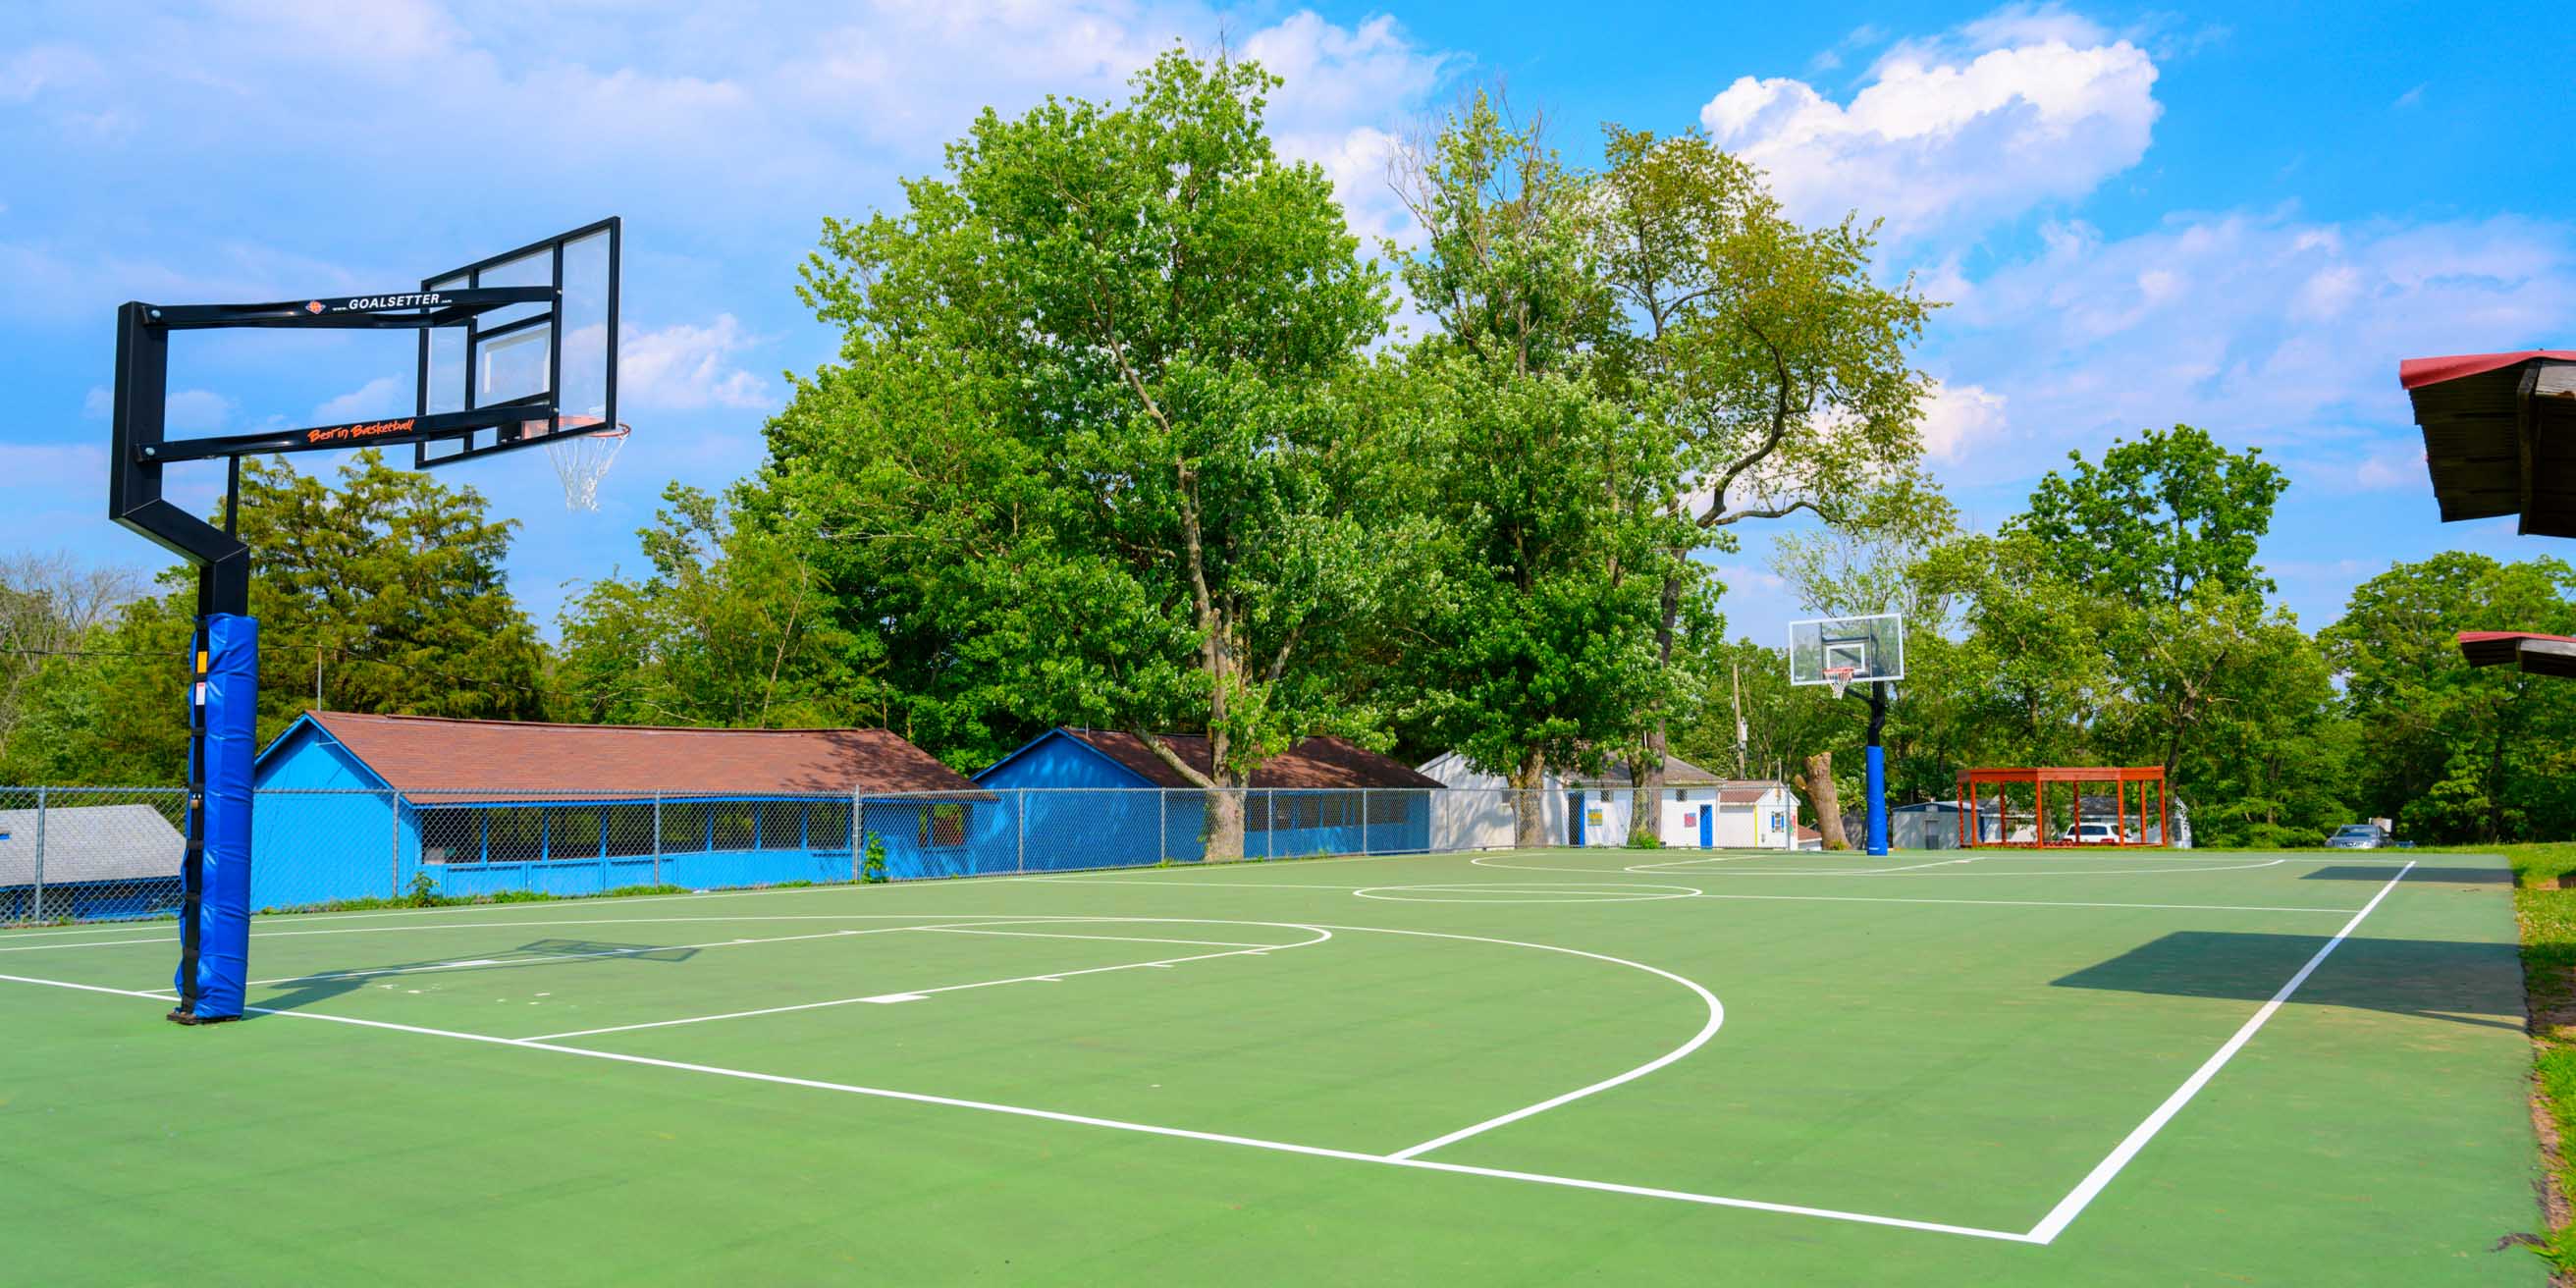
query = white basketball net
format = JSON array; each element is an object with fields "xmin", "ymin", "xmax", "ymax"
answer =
[
  {"xmin": 546, "ymin": 423, "xmax": 629, "ymax": 511},
  {"xmin": 1825, "ymin": 665, "xmax": 1856, "ymax": 700}
]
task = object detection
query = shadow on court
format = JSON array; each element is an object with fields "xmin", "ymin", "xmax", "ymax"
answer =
[
  {"xmin": 2301, "ymin": 865, "xmax": 2511, "ymax": 885},
  {"xmin": 248, "ymin": 939, "xmax": 698, "ymax": 1016},
  {"xmin": 2052, "ymin": 931, "xmax": 2524, "ymax": 1032}
]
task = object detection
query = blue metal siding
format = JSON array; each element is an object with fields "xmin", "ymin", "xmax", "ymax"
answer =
[
  {"xmin": 252, "ymin": 722, "xmax": 402, "ymax": 909},
  {"xmin": 975, "ymin": 731, "xmax": 1172, "ymax": 868}
]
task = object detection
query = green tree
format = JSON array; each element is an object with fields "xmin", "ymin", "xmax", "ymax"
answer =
[
  {"xmin": 0, "ymin": 554, "xmax": 138, "ymax": 771},
  {"xmin": 2014, "ymin": 424, "xmax": 2287, "ymax": 606},
  {"xmin": 1587, "ymin": 125, "xmax": 1936, "ymax": 803},
  {"xmin": 4, "ymin": 452, "xmax": 547, "ymax": 782},
  {"xmin": 2323, "ymin": 553, "xmax": 2576, "ymax": 842},
  {"xmin": 779, "ymin": 50, "xmax": 1402, "ymax": 856},
  {"xmin": 557, "ymin": 485, "xmax": 868, "ymax": 732},
  {"xmin": 1382, "ymin": 91, "xmax": 1689, "ymax": 844}
]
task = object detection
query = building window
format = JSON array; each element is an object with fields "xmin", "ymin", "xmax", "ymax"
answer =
[
  {"xmin": 920, "ymin": 802, "xmax": 967, "ymax": 848},
  {"xmin": 759, "ymin": 801, "xmax": 805, "ymax": 851}
]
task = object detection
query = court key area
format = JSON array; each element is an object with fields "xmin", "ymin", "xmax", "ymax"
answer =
[{"xmin": 0, "ymin": 846, "xmax": 2542, "ymax": 1285}]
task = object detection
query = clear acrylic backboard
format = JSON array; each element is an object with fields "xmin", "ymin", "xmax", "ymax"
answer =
[{"xmin": 1788, "ymin": 614, "xmax": 1905, "ymax": 690}]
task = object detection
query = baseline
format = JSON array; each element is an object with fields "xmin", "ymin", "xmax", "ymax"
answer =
[{"xmin": 2021, "ymin": 860, "xmax": 2416, "ymax": 1243}]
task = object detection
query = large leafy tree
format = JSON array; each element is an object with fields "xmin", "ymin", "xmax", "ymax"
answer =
[
  {"xmin": 778, "ymin": 50, "xmax": 1403, "ymax": 856},
  {"xmin": 557, "ymin": 484, "xmax": 868, "ymax": 733},
  {"xmin": 4, "ymin": 451, "xmax": 547, "ymax": 782},
  {"xmin": 1587, "ymin": 126, "xmax": 1936, "ymax": 802},
  {"xmin": 2001, "ymin": 426, "xmax": 2308, "ymax": 823},
  {"xmin": 0, "ymin": 555, "xmax": 138, "ymax": 771},
  {"xmin": 2323, "ymin": 553, "xmax": 2576, "ymax": 842},
  {"xmin": 2014, "ymin": 423, "xmax": 2287, "ymax": 606},
  {"xmin": 1383, "ymin": 92, "xmax": 1689, "ymax": 843}
]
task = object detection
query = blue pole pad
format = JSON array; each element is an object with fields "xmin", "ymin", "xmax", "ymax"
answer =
[
  {"xmin": 1864, "ymin": 743, "xmax": 1889, "ymax": 858},
  {"xmin": 178, "ymin": 614, "xmax": 258, "ymax": 1018}
]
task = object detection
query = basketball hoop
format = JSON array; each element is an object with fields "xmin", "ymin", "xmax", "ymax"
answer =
[
  {"xmin": 1825, "ymin": 665, "xmax": 1856, "ymax": 700},
  {"xmin": 545, "ymin": 420, "xmax": 629, "ymax": 511}
]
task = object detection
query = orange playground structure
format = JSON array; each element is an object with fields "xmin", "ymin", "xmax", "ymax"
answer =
[{"xmin": 1957, "ymin": 766, "xmax": 2170, "ymax": 849}]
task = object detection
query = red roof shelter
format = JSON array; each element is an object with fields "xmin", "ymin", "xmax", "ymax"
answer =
[
  {"xmin": 2401, "ymin": 349, "xmax": 2576, "ymax": 537},
  {"xmin": 1956, "ymin": 766, "xmax": 2170, "ymax": 849},
  {"xmin": 2456, "ymin": 630, "xmax": 2576, "ymax": 679}
]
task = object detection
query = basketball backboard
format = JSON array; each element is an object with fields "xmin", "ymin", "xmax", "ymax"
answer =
[
  {"xmin": 415, "ymin": 217, "xmax": 619, "ymax": 469},
  {"xmin": 1788, "ymin": 614, "xmax": 1905, "ymax": 688}
]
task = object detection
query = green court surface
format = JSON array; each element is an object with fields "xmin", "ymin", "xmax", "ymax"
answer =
[{"xmin": 0, "ymin": 848, "xmax": 2545, "ymax": 1284}]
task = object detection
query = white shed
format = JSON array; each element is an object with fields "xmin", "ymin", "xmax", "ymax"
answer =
[
  {"xmin": 1413, "ymin": 751, "xmax": 1572, "ymax": 850},
  {"xmin": 1415, "ymin": 751, "xmax": 1800, "ymax": 851},
  {"xmin": 1568, "ymin": 756, "xmax": 1797, "ymax": 850}
]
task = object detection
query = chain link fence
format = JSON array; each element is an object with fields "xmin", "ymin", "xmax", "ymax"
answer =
[
  {"xmin": 0, "ymin": 786, "xmax": 191, "ymax": 925},
  {"xmin": 0, "ymin": 784, "xmax": 1703, "ymax": 927}
]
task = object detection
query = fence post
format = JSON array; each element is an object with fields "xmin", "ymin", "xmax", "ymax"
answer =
[
  {"xmin": 849, "ymin": 787, "xmax": 863, "ymax": 883},
  {"xmin": 30, "ymin": 785, "xmax": 47, "ymax": 924},
  {"xmin": 1158, "ymin": 790, "xmax": 1167, "ymax": 864},
  {"xmin": 1015, "ymin": 790, "xmax": 1026, "ymax": 875},
  {"xmin": 388, "ymin": 790, "xmax": 401, "ymax": 899},
  {"xmin": 652, "ymin": 794, "xmax": 663, "ymax": 886},
  {"xmin": 1362, "ymin": 788, "xmax": 1370, "ymax": 856},
  {"xmin": 598, "ymin": 799, "xmax": 611, "ymax": 891}
]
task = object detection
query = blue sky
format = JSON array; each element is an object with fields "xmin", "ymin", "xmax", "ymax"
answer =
[{"xmin": 4, "ymin": 1, "xmax": 2570, "ymax": 655}]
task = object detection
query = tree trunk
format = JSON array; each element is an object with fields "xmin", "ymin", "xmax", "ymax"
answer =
[
  {"xmin": 1508, "ymin": 747, "xmax": 1550, "ymax": 849},
  {"xmin": 1204, "ymin": 785, "xmax": 1247, "ymax": 862},
  {"xmin": 1797, "ymin": 751, "xmax": 1848, "ymax": 850}
]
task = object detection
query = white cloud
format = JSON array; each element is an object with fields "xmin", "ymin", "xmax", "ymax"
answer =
[
  {"xmin": 2391, "ymin": 82, "xmax": 2426, "ymax": 110},
  {"xmin": 0, "ymin": 44, "xmax": 102, "ymax": 102},
  {"xmin": 82, "ymin": 386, "xmax": 112, "ymax": 419},
  {"xmin": 1917, "ymin": 380, "xmax": 2009, "ymax": 462},
  {"xmin": 313, "ymin": 375, "xmax": 406, "ymax": 424},
  {"xmin": 1930, "ymin": 208, "xmax": 2576, "ymax": 492},
  {"xmin": 619, "ymin": 315, "xmax": 773, "ymax": 411},
  {"xmin": 166, "ymin": 389, "xmax": 233, "ymax": 433},
  {"xmin": 0, "ymin": 441, "xmax": 106, "ymax": 489},
  {"xmin": 1700, "ymin": 12, "xmax": 2159, "ymax": 243},
  {"xmin": 2352, "ymin": 445, "xmax": 2426, "ymax": 491},
  {"xmin": 191, "ymin": 0, "xmax": 461, "ymax": 69}
]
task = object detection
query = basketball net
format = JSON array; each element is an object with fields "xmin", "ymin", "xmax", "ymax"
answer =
[
  {"xmin": 546, "ymin": 420, "xmax": 629, "ymax": 511},
  {"xmin": 1825, "ymin": 665, "xmax": 1856, "ymax": 700}
]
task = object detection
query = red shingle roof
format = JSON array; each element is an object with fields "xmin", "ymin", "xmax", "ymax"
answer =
[
  {"xmin": 2457, "ymin": 631, "xmax": 2576, "ymax": 678},
  {"xmin": 299, "ymin": 712, "xmax": 982, "ymax": 802},
  {"xmin": 1057, "ymin": 729, "xmax": 1443, "ymax": 790}
]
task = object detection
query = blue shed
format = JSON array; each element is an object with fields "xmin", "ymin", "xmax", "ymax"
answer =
[
  {"xmin": 251, "ymin": 712, "xmax": 997, "ymax": 909},
  {"xmin": 974, "ymin": 728, "xmax": 1438, "ymax": 866}
]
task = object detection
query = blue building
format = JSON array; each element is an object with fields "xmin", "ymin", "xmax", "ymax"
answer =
[
  {"xmin": 973, "ymin": 727, "xmax": 1437, "ymax": 866},
  {"xmin": 251, "ymin": 712, "xmax": 995, "ymax": 909}
]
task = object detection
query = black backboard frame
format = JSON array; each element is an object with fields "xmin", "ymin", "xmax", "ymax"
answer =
[{"xmin": 414, "ymin": 216, "xmax": 620, "ymax": 469}]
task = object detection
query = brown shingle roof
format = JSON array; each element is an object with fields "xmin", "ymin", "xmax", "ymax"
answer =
[
  {"xmin": 300, "ymin": 712, "xmax": 982, "ymax": 802},
  {"xmin": 1058, "ymin": 729, "xmax": 1443, "ymax": 790}
]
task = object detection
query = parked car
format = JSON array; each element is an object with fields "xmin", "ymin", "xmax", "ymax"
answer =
[
  {"xmin": 2060, "ymin": 822, "xmax": 2130, "ymax": 845},
  {"xmin": 2326, "ymin": 824, "xmax": 2388, "ymax": 849}
]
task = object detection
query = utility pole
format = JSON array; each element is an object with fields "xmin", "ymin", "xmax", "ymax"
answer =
[{"xmin": 1731, "ymin": 662, "xmax": 1747, "ymax": 778}]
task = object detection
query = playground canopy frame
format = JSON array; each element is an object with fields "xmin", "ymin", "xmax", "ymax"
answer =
[{"xmin": 1956, "ymin": 766, "xmax": 2169, "ymax": 849}]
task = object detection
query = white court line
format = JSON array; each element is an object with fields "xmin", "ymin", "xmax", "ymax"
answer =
[
  {"xmin": 242, "ymin": 925, "xmax": 901, "ymax": 988},
  {"xmin": 2020, "ymin": 860, "xmax": 2415, "ymax": 1244},
  {"xmin": 1023, "ymin": 876, "xmax": 2358, "ymax": 916},
  {"xmin": 0, "ymin": 912, "xmax": 1095, "ymax": 953},
  {"xmin": 1627, "ymin": 856, "xmax": 1971, "ymax": 877},
  {"xmin": 0, "ymin": 968, "xmax": 2025, "ymax": 1243},
  {"xmin": 1476, "ymin": 853, "xmax": 2296, "ymax": 880},
  {"xmin": 911, "ymin": 927, "xmax": 1279, "ymax": 949},
  {"xmin": 0, "ymin": 847, "xmax": 2434, "ymax": 946},
  {"xmin": 521, "ymin": 926, "xmax": 1335, "ymax": 1042}
]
